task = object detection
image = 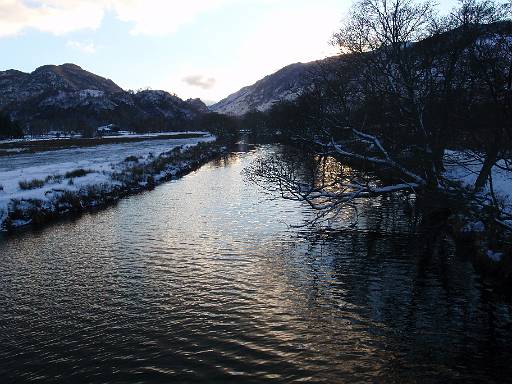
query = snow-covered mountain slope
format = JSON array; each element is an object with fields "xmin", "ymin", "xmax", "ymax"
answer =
[
  {"xmin": 212, "ymin": 22, "xmax": 512, "ymax": 117},
  {"xmin": 210, "ymin": 60, "xmax": 328, "ymax": 116},
  {"xmin": 0, "ymin": 64, "xmax": 208, "ymax": 133}
]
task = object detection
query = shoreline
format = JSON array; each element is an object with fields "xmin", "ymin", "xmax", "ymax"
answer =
[{"xmin": 0, "ymin": 141, "xmax": 225, "ymax": 233}]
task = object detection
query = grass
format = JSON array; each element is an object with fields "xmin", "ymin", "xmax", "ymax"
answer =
[
  {"xmin": 18, "ymin": 174, "xmax": 65, "ymax": 190},
  {"xmin": 19, "ymin": 178, "xmax": 46, "ymax": 190},
  {"xmin": 16, "ymin": 170, "xmax": 94, "ymax": 191},
  {"xmin": 64, "ymin": 169, "xmax": 93, "ymax": 179}
]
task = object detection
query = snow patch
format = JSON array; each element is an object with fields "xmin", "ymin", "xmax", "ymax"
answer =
[
  {"xmin": 486, "ymin": 250, "xmax": 504, "ymax": 263},
  {"xmin": 462, "ymin": 221, "xmax": 486, "ymax": 233}
]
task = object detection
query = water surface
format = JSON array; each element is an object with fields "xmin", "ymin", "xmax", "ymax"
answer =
[{"xmin": 1, "ymin": 145, "xmax": 511, "ymax": 383}]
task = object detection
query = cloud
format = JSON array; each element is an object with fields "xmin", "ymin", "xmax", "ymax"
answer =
[
  {"xmin": 0, "ymin": 0, "xmax": 232, "ymax": 38},
  {"xmin": 0, "ymin": 0, "xmax": 105, "ymax": 37},
  {"xmin": 66, "ymin": 40, "xmax": 96, "ymax": 53},
  {"xmin": 182, "ymin": 74, "xmax": 216, "ymax": 90},
  {"xmin": 0, "ymin": 0, "xmax": 324, "ymax": 39},
  {"xmin": 111, "ymin": 0, "xmax": 231, "ymax": 36}
]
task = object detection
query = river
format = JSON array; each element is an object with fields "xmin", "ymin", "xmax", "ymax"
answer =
[{"xmin": 1, "ymin": 145, "xmax": 511, "ymax": 383}]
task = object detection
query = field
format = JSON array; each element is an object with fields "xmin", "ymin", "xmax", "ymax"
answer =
[{"xmin": 0, "ymin": 132, "xmax": 208, "ymax": 156}]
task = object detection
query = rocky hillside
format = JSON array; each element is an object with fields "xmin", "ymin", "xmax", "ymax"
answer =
[
  {"xmin": 210, "ymin": 60, "xmax": 328, "ymax": 116},
  {"xmin": 210, "ymin": 62, "xmax": 315, "ymax": 116},
  {"xmin": 0, "ymin": 63, "xmax": 207, "ymax": 134}
]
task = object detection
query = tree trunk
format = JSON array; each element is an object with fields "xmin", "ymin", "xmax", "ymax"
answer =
[
  {"xmin": 433, "ymin": 146, "xmax": 446, "ymax": 174},
  {"xmin": 474, "ymin": 147, "xmax": 499, "ymax": 192}
]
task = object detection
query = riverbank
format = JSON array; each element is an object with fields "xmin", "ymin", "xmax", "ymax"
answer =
[
  {"xmin": 0, "ymin": 131, "xmax": 209, "ymax": 156},
  {"xmin": 0, "ymin": 137, "xmax": 223, "ymax": 231}
]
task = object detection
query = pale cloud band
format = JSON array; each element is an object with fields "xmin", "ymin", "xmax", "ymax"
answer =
[
  {"xmin": 0, "ymin": 0, "xmax": 105, "ymax": 37},
  {"xmin": 182, "ymin": 75, "xmax": 216, "ymax": 90},
  {"xmin": 0, "ymin": 0, "xmax": 232, "ymax": 38}
]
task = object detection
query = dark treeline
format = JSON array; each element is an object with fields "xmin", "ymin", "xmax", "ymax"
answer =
[
  {"xmin": 0, "ymin": 112, "xmax": 23, "ymax": 139},
  {"xmin": 185, "ymin": 112, "xmax": 240, "ymax": 143},
  {"xmin": 0, "ymin": 107, "xmax": 241, "ymax": 144}
]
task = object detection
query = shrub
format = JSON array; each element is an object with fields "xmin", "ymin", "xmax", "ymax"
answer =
[
  {"xmin": 124, "ymin": 155, "xmax": 139, "ymax": 163},
  {"xmin": 54, "ymin": 190, "xmax": 83, "ymax": 212},
  {"xmin": 19, "ymin": 179, "xmax": 46, "ymax": 190},
  {"xmin": 131, "ymin": 166, "xmax": 145, "ymax": 177},
  {"xmin": 64, "ymin": 169, "xmax": 92, "ymax": 179},
  {"xmin": 4, "ymin": 199, "xmax": 49, "ymax": 228}
]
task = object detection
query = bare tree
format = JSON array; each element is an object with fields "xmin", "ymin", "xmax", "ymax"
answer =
[
  {"xmin": 329, "ymin": 0, "xmax": 447, "ymax": 189},
  {"xmin": 450, "ymin": 0, "xmax": 509, "ymax": 26},
  {"xmin": 248, "ymin": 0, "xmax": 512, "ymax": 231}
]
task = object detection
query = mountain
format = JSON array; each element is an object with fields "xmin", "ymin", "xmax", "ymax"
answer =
[
  {"xmin": 212, "ymin": 21, "xmax": 512, "ymax": 117},
  {"xmin": 185, "ymin": 98, "xmax": 209, "ymax": 113},
  {"xmin": 0, "ymin": 64, "xmax": 122, "ymax": 107},
  {"xmin": 0, "ymin": 63, "xmax": 207, "ymax": 134},
  {"xmin": 210, "ymin": 60, "xmax": 327, "ymax": 116}
]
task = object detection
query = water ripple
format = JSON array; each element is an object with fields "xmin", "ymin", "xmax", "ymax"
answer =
[{"xmin": 1, "ymin": 146, "xmax": 511, "ymax": 383}]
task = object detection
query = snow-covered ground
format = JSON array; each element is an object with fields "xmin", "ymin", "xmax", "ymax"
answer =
[
  {"xmin": 0, "ymin": 131, "xmax": 209, "ymax": 144},
  {"xmin": 444, "ymin": 150, "xmax": 512, "ymax": 251},
  {"xmin": 0, "ymin": 135, "xmax": 81, "ymax": 144},
  {"xmin": 444, "ymin": 150, "xmax": 512, "ymax": 211},
  {"xmin": 0, "ymin": 134, "xmax": 215, "ymax": 229},
  {"xmin": 100, "ymin": 131, "xmax": 208, "ymax": 139}
]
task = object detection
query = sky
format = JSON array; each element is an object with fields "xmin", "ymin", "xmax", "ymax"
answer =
[{"xmin": 0, "ymin": 0, "xmax": 461, "ymax": 103}]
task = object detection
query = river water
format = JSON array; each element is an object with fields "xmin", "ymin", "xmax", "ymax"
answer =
[{"xmin": 1, "ymin": 145, "xmax": 511, "ymax": 383}]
